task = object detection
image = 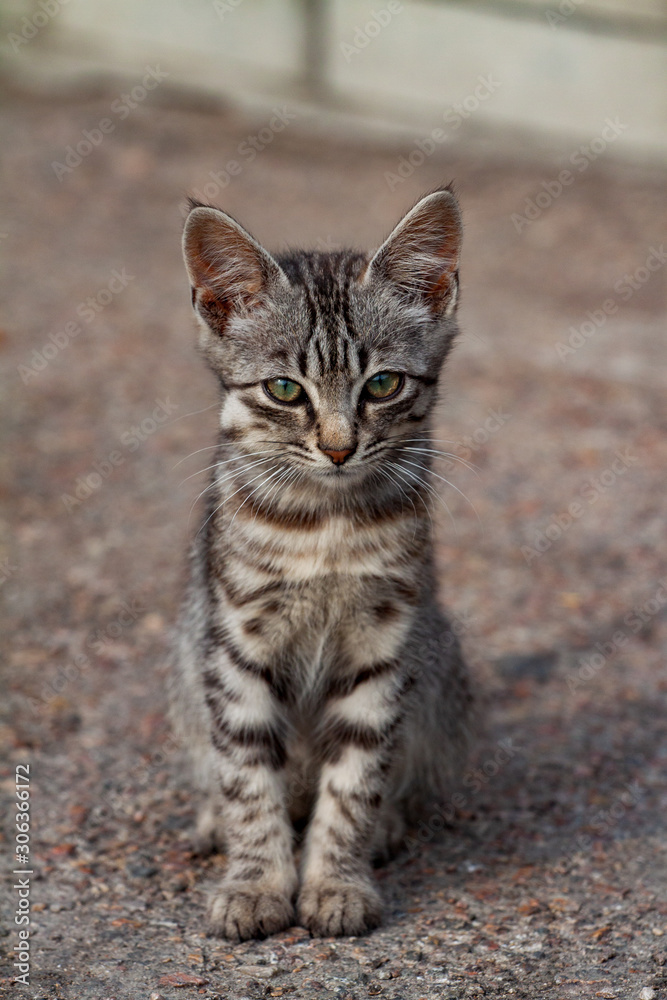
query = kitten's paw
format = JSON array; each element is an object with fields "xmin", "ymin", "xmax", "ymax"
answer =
[
  {"xmin": 298, "ymin": 877, "xmax": 383, "ymax": 937},
  {"xmin": 207, "ymin": 882, "xmax": 295, "ymax": 941}
]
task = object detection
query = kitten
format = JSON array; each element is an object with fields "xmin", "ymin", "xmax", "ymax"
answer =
[{"xmin": 171, "ymin": 188, "xmax": 473, "ymax": 940}]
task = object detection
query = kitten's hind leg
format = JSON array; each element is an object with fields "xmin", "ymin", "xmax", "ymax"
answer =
[
  {"xmin": 399, "ymin": 609, "xmax": 474, "ymax": 819},
  {"xmin": 371, "ymin": 799, "xmax": 407, "ymax": 866},
  {"xmin": 192, "ymin": 791, "xmax": 226, "ymax": 857}
]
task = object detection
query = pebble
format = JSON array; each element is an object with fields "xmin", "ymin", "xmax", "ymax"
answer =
[{"xmin": 237, "ymin": 965, "xmax": 279, "ymax": 979}]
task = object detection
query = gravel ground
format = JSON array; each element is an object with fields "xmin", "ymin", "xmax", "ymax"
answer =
[{"xmin": 1, "ymin": 86, "xmax": 666, "ymax": 1000}]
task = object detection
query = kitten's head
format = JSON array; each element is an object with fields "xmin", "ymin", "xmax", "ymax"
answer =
[{"xmin": 182, "ymin": 189, "xmax": 462, "ymax": 488}]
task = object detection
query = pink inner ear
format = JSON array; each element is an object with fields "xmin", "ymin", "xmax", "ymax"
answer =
[
  {"xmin": 368, "ymin": 192, "xmax": 462, "ymax": 309},
  {"xmin": 184, "ymin": 209, "xmax": 267, "ymax": 306},
  {"xmin": 426, "ymin": 232, "xmax": 460, "ymax": 298}
]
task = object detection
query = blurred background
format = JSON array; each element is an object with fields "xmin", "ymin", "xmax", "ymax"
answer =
[
  {"xmin": 2, "ymin": 0, "xmax": 667, "ymax": 151},
  {"xmin": 1, "ymin": 2, "xmax": 666, "ymax": 996}
]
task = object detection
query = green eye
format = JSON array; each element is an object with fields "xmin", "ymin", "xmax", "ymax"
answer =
[
  {"xmin": 264, "ymin": 378, "xmax": 304, "ymax": 404},
  {"xmin": 365, "ymin": 372, "xmax": 403, "ymax": 399}
]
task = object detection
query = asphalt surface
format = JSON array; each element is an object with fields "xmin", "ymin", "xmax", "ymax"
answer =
[{"xmin": 1, "ymin": 86, "xmax": 666, "ymax": 999}]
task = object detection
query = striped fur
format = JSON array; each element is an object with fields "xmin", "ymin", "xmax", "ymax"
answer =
[{"xmin": 171, "ymin": 189, "xmax": 473, "ymax": 940}]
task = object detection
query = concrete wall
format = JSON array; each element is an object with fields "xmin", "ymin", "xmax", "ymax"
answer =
[{"xmin": 2, "ymin": 0, "xmax": 666, "ymax": 158}]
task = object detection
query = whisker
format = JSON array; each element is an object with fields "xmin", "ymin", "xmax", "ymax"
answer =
[
  {"xmin": 195, "ymin": 463, "xmax": 280, "ymax": 539},
  {"xmin": 178, "ymin": 451, "xmax": 277, "ymax": 486},
  {"xmin": 399, "ymin": 436, "xmax": 462, "ymax": 446},
  {"xmin": 255, "ymin": 466, "xmax": 302, "ymax": 523},
  {"xmin": 373, "ymin": 466, "xmax": 419, "ymax": 541},
  {"xmin": 171, "ymin": 443, "xmax": 221, "ymax": 470},
  {"xmin": 274, "ymin": 466, "xmax": 307, "ymax": 513},
  {"xmin": 256, "ymin": 439, "xmax": 310, "ymax": 452},
  {"xmin": 228, "ymin": 464, "xmax": 289, "ymax": 531},
  {"xmin": 389, "ymin": 460, "xmax": 456, "ymax": 534},
  {"xmin": 399, "ymin": 458, "xmax": 481, "ymax": 525},
  {"xmin": 400, "ymin": 446, "xmax": 480, "ymax": 475},
  {"xmin": 385, "ymin": 461, "xmax": 435, "ymax": 535},
  {"xmin": 186, "ymin": 456, "xmax": 276, "ymax": 524},
  {"xmin": 263, "ymin": 443, "xmax": 317, "ymax": 462},
  {"xmin": 163, "ymin": 400, "xmax": 220, "ymax": 429}
]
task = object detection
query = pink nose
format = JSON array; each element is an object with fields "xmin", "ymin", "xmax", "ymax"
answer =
[{"xmin": 320, "ymin": 448, "xmax": 353, "ymax": 465}]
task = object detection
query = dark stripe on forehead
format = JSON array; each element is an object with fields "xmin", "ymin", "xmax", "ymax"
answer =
[
  {"xmin": 314, "ymin": 336, "xmax": 325, "ymax": 376},
  {"xmin": 342, "ymin": 275, "xmax": 358, "ymax": 344},
  {"xmin": 327, "ymin": 329, "xmax": 339, "ymax": 370},
  {"xmin": 309, "ymin": 260, "xmax": 345, "ymax": 369},
  {"xmin": 301, "ymin": 279, "xmax": 318, "ymax": 333},
  {"xmin": 277, "ymin": 249, "xmax": 370, "ymax": 376}
]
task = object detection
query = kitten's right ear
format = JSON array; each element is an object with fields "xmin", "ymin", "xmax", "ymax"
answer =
[
  {"xmin": 182, "ymin": 204, "xmax": 286, "ymax": 324},
  {"xmin": 365, "ymin": 189, "xmax": 462, "ymax": 318}
]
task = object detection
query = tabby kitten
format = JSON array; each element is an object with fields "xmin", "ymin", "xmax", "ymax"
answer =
[{"xmin": 171, "ymin": 188, "xmax": 473, "ymax": 941}]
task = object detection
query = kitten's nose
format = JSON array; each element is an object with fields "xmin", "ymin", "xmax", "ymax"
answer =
[{"xmin": 320, "ymin": 447, "xmax": 354, "ymax": 465}]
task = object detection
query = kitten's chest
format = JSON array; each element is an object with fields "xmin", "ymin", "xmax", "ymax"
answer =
[
  {"xmin": 229, "ymin": 513, "xmax": 415, "ymax": 581},
  {"xmin": 214, "ymin": 516, "xmax": 420, "ymax": 683},
  {"xmin": 210, "ymin": 508, "xmax": 424, "ymax": 686}
]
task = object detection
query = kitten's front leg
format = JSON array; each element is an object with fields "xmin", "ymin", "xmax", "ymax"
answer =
[
  {"xmin": 203, "ymin": 661, "xmax": 297, "ymax": 941},
  {"xmin": 298, "ymin": 663, "xmax": 406, "ymax": 936}
]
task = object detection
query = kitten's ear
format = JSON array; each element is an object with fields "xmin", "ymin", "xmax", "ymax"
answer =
[
  {"xmin": 365, "ymin": 189, "xmax": 462, "ymax": 316},
  {"xmin": 182, "ymin": 205, "xmax": 286, "ymax": 319}
]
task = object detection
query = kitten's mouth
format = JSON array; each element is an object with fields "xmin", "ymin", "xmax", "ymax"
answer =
[{"xmin": 318, "ymin": 463, "xmax": 365, "ymax": 484}]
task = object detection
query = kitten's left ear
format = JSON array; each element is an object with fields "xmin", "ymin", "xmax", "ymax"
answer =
[
  {"xmin": 182, "ymin": 204, "xmax": 287, "ymax": 318},
  {"xmin": 365, "ymin": 189, "xmax": 462, "ymax": 317}
]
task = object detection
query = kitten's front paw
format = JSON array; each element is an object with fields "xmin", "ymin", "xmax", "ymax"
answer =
[
  {"xmin": 207, "ymin": 882, "xmax": 295, "ymax": 941},
  {"xmin": 298, "ymin": 877, "xmax": 383, "ymax": 937}
]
